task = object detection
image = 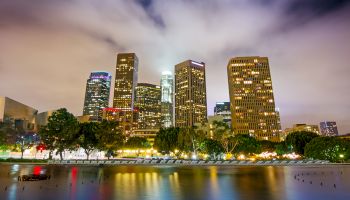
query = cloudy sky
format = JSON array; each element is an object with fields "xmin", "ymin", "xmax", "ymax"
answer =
[{"xmin": 1, "ymin": 0, "xmax": 350, "ymax": 133}]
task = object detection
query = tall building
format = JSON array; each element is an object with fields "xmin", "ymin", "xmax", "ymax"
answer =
[
  {"xmin": 214, "ymin": 102, "xmax": 231, "ymax": 127},
  {"xmin": 113, "ymin": 53, "xmax": 138, "ymax": 133},
  {"xmin": 320, "ymin": 121, "xmax": 339, "ymax": 136},
  {"xmin": 227, "ymin": 56, "xmax": 281, "ymax": 142},
  {"xmin": 134, "ymin": 83, "xmax": 162, "ymax": 129},
  {"xmin": 175, "ymin": 60, "xmax": 207, "ymax": 127},
  {"xmin": 83, "ymin": 71, "xmax": 111, "ymax": 121},
  {"xmin": 160, "ymin": 71, "xmax": 174, "ymax": 128}
]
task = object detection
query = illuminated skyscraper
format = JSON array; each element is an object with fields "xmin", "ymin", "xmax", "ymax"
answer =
[
  {"xmin": 113, "ymin": 53, "xmax": 138, "ymax": 132},
  {"xmin": 83, "ymin": 71, "xmax": 111, "ymax": 121},
  {"xmin": 175, "ymin": 60, "xmax": 207, "ymax": 127},
  {"xmin": 227, "ymin": 56, "xmax": 281, "ymax": 141},
  {"xmin": 160, "ymin": 71, "xmax": 173, "ymax": 128},
  {"xmin": 320, "ymin": 121, "xmax": 338, "ymax": 136},
  {"xmin": 134, "ymin": 83, "xmax": 161, "ymax": 129},
  {"xmin": 214, "ymin": 102, "xmax": 231, "ymax": 127}
]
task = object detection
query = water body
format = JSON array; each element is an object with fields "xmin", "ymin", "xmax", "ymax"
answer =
[{"xmin": 0, "ymin": 164, "xmax": 349, "ymax": 200}]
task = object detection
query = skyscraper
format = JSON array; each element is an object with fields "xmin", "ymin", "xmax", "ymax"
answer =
[
  {"xmin": 83, "ymin": 71, "xmax": 111, "ymax": 121},
  {"xmin": 160, "ymin": 71, "xmax": 174, "ymax": 128},
  {"xmin": 113, "ymin": 53, "xmax": 138, "ymax": 132},
  {"xmin": 214, "ymin": 102, "xmax": 231, "ymax": 127},
  {"xmin": 134, "ymin": 83, "xmax": 162, "ymax": 129},
  {"xmin": 175, "ymin": 60, "xmax": 207, "ymax": 127},
  {"xmin": 227, "ymin": 56, "xmax": 281, "ymax": 142},
  {"xmin": 320, "ymin": 121, "xmax": 339, "ymax": 136}
]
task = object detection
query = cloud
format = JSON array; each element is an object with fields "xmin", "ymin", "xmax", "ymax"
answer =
[{"xmin": 0, "ymin": 0, "xmax": 350, "ymax": 133}]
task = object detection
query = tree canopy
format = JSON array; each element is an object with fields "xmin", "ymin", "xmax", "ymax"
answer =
[
  {"xmin": 96, "ymin": 120, "xmax": 125, "ymax": 159},
  {"xmin": 200, "ymin": 138, "xmax": 224, "ymax": 159},
  {"xmin": 124, "ymin": 136, "xmax": 151, "ymax": 149},
  {"xmin": 233, "ymin": 134, "xmax": 261, "ymax": 155},
  {"xmin": 78, "ymin": 122, "xmax": 99, "ymax": 159},
  {"xmin": 285, "ymin": 131, "xmax": 319, "ymax": 155},
  {"xmin": 38, "ymin": 108, "xmax": 79, "ymax": 160},
  {"xmin": 153, "ymin": 127, "xmax": 180, "ymax": 153},
  {"xmin": 305, "ymin": 137, "xmax": 350, "ymax": 162}
]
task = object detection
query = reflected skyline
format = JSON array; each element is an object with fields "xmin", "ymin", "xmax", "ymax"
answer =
[{"xmin": 1, "ymin": 164, "xmax": 349, "ymax": 200}]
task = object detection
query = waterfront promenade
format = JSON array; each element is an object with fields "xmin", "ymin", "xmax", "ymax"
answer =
[{"xmin": 48, "ymin": 159, "xmax": 332, "ymax": 166}]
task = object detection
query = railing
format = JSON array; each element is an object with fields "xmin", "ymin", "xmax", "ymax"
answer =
[{"xmin": 47, "ymin": 159, "xmax": 332, "ymax": 166}]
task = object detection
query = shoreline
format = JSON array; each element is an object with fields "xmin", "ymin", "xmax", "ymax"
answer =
[
  {"xmin": 47, "ymin": 159, "xmax": 347, "ymax": 166},
  {"xmin": 1, "ymin": 159, "xmax": 349, "ymax": 166}
]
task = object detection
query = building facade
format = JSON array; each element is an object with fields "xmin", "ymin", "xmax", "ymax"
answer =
[
  {"xmin": 214, "ymin": 102, "xmax": 231, "ymax": 127},
  {"xmin": 320, "ymin": 121, "xmax": 338, "ymax": 136},
  {"xmin": 102, "ymin": 107, "xmax": 138, "ymax": 131},
  {"xmin": 35, "ymin": 110, "xmax": 57, "ymax": 128},
  {"xmin": 175, "ymin": 60, "xmax": 207, "ymax": 127},
  {"xmin": 160, "ymin": 71, "xmax": 174, "ymax": 128},
  {"xmin": 0, "ymin": 96, "xmax": 37, "ymax": 131},
  {"xmin": 83, "ymin": 71, "xmax": 111, "ymax": 121},
  {"xmin": 113, "ymin": 53, "xmax": 138, "ymax": 132},
  {"xmin": 227, "ymin": 56, "xmax": 281, "ymax": 142},
  {"xmin": 282, "ymin": 124, "xmax": 320, "ymax": 140},
  {"xmin": 134, "ymin": 83, "xmax": 162, "ymax": 130}
]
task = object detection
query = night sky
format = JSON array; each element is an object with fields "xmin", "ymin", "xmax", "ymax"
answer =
[{"xmin": 1, "ymin": 0, "xmax": 349, "ymax": 133}]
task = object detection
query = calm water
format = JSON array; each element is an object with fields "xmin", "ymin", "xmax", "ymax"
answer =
[{"xmin": 0, "ymin": 164, "xmax": 349, "ymax": 200}]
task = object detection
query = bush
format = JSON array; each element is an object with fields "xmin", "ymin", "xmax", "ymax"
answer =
[{"xmin": 304, "ymin": 137, "xmax": 350, "ymax": 162}]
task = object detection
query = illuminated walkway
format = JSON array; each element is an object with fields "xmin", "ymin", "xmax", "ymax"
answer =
[{"xmin": 48, "ymin": 159, "xmax": 331, "ymax": 166}]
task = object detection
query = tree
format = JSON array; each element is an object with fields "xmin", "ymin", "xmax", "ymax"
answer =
[
  {"xmin": 211, "ymin": 120, "xmax": 236, "ymax": 154},
  {"xmin": 0, "ymin": 129, "xmax": 8, "ymax": 151},
  {"xmin": 212, "ymin": 120, "xmax": 231, "ymax": 141},
  {"xmin": 260, "ymin": 140, "xmax": 277, "ymax": 152},
  {"xmin": 38, "ymin": 108, "xmax": 79, "ymax": 160},
  {"xmin": 178, "ymin": 127, "xmax": 204, "ymax": 155},
  {"xmin": 17, "ymin": 134, "xmax": 32, "ymax": 159},
  {"xmin": 305, "ymin": 137, "xmax": 350, "ymax": 162},
  {"xmin": 275, "ymin": 142, "xmax": 289, "ymax": 155},
  {"xmin": 96, "ymin": 120, "xmax": 124, "ymax": 159},
  {"xmin": 124, "ymin": 137, "xmax": 151, "ymax": 149},
  {"xmin": 200, "ymin": 139, "xmax": 224, "ymax": 160},
  {"xmin": 38, "ymin": 125, "xmax": 55, "ymax": 159},
  {"xmin": 78, "ymin": 122, "xmax": 99, "ymax": 160},
  {"xmin": 285, "ymin": 131, "xmax": 319, "ymax": 155},
  {"xmin": 233, "ymin": 134, "xmax": 261, "ymax": 155},
  {"xmin": 153, "ymin": 127, "xmax": 180, "ymax": 154}
]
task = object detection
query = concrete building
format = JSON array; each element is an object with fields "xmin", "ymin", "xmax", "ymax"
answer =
[
  {"xmin": 134, "ymin": 83, "xmax": 161, "ymax": 130},
  {"xmin": 214, "ymin": 102, "xmax": 231, "ymax": 127},
  {"xmin": 282, "ymin": 124, "xmax": 320, "ymax": 140},
  {"xmin": 83, "ymin": 71, "xmax": 111, "ymax": 121},
  {"xmin": 35, "ymin": 110, "xmax": 57, "ymax": 128},
  {"xmin": 175, "ymin": 60, "xmax": 207, "ymax": 127},
  {"xmin": 113, "ymin": 53, "xmax": 138, "ymax": 133},
  {"xmin": 160, "ymin": 71, "xmax": 174, "ymax": 128},
  {"xmin": 320, "ymin": 121, "xmax": 339, "ymax": 136},
  {"xmin": 227, "ymin": 56, "xmax": 281, "ymax": 142},
  {"xmin": 0, "ymin": 96, "xmax": 37, "ymax": 131}
]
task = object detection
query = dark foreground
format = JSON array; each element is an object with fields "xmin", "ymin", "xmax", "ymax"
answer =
[{"xmin": 0, "ymin": 164, "xmax": 349, "ymax": 200}]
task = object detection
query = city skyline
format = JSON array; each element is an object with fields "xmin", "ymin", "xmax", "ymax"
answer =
[{"xmin": 1, "ymin": 0, "xmax": 350, "ymax": 133}]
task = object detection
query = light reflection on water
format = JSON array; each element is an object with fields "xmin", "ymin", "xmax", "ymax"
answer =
[{"xmin": 0, "ymin": 164, "xmax": 350, "ymax": 200}]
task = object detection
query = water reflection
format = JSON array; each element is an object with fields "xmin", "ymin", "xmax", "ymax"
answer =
[{"xmin": 1, "ymin": 164, "xmax": 350, "ymax": 200}]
